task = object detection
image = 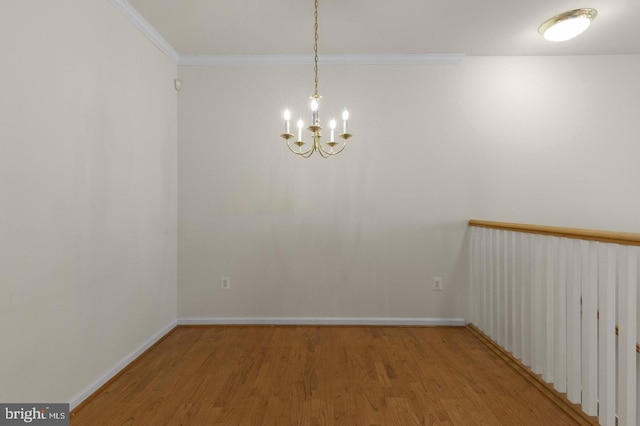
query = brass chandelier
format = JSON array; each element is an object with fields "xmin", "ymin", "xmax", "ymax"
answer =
[{"xmin": 280, "ymin": 0, "xmax": 352, "ymax": 158}]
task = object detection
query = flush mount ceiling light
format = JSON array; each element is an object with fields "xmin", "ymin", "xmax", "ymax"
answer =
[
  {"xmin": 539, "ymin": 8, "xmax": 597, "ymax": 42},
  {"xmin": 280, "ymin": 0, "xmax": 353, "ymax": 158}
]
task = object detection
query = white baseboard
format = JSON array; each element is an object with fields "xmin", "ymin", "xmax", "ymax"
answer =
[
  {"xmin": 178, "ymin": 317, "xmax": 466, "ymax": 326},
  {"xmin": 69, "ymin": 319, "xmax": 177, "ymax": 410}
]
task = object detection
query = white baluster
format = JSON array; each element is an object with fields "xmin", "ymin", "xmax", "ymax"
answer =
[
  {"xmin": 636, "ymin": 249, "xmax": 639, "ymax": 426},
  {"xmin": 503, "ymin": 230, "xmax": 510, "ymax": 352},
  {"xmin": 496, "ymin": 229, "xmax": 503, "ymax": 346},
  {"xmin": 554, "ymin": 238, "xmax": 567, "ymax": 394},
  {"xmin": 598, "ymin": 243, "xmax": 616, "ymax": 426},
  {"xmin": 520, "ymin": 233, "xmax": 531, "ymax": 366},
  {"xmin": 566, "ymin": 239, "xmax": 582, "ymax": 404},
  {"xmin": 544, "ymin": 237, "xmax": 557, "ymax": 384},
  {"xmin": 580, "ymin": 241, "xmax": 598, "ymax": 415},
  {"xmin": 532, "ymin": 234, "xmax": 543, "ymax": 374},
  {"xmin": 510, "ymin": 232, "xmax": 519, "ymax": 358},
  {"xmin": 488, "ymin": 228, "xmax": 495, "ymax": 340},
  {"xmin": 481, "ymin": 227, "xmax": 489, "ymax": 333},
  {"xmin": 617, "ymin": 245, "xmax": 638, "ymax": 426},
  {"xmin": 469, "ymin": 227, "xmax": 477, "ymax": 325}
]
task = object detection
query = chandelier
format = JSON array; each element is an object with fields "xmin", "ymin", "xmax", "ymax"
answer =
[{"xmin": 280, "ymin": 0, "xmax": 352, "ymax": 158}]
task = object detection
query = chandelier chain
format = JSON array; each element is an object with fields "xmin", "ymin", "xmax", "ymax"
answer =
[{"xmin": 313, "ymin": 0, "xmax": 319, "ymax": 97}]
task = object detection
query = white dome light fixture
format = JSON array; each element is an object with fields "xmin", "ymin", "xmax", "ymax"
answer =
[{"xmin": 539, "ymin": 8, "xmax": 598, "ymax": 42}]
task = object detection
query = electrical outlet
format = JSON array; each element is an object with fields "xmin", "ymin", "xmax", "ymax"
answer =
[
  {"xmin": 221, "ymin": 276, "xmax": 231, "ymax": 290},
  {"xmin": 433, "ymin": 277, "xmax": 443, "ymax": 291}
]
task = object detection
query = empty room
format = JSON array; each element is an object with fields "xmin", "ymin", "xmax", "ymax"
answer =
[{"xmin": 1, "ymin": 0, "xmax": 639, "ymax": 425}]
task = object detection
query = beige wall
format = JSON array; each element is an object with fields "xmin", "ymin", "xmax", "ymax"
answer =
[
  {"xmin": 0, "ymin": 1, "xmax": 177, "ymax": 405},
  {"xmin": 177, "ymin": 55, "xmax": 640, "ymax": 320},
  {"xmin": 177, "ymin": 63, "xmax": 470, "ymax": 320},
  {"xmin": 462, "ymin": 55, "xmax": 640, "ymax": 233}
]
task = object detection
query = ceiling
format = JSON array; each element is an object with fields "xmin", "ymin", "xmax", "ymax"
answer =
[{"xmin": 127, "ymin": 0, "xmax": 640, "ymax": 56}]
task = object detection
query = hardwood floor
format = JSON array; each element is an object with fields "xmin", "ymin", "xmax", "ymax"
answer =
[{"xmin": 71, "ymin": 326, "xmax": 581, "ymax": 425}]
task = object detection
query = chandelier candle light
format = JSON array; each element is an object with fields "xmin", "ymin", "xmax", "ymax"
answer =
[{"xmin": 280, "ymin": 0, "xmax": 353, "ymax": 158}]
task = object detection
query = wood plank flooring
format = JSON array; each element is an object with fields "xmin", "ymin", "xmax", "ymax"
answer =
[{"xmin": 71, "ymin": 326, "xmax": 580, "ymax": 425}]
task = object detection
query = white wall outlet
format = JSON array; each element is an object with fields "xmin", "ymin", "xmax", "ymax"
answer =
[
  {"xmin": 433, "ymin": 277, "xmax": 443, "ymax": 291},
  {"xmin": 221, "ymin": 276, "xmax": 231, "ymax": 290}
]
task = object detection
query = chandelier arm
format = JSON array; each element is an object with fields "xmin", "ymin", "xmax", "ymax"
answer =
[
  {"xmin": 330, "ymin": 142, "xmax": 348, "ymax": 155},
  {"xmin": 319, "ymin": 140, "xmax": 348, "ymax": 156},
  {"xmin": 316, "ymin": 141, "xmax": 331, "ymax": 158},
  {"xmin": 316, "ymin": 141, "xmax": 336, "ymax": 157},
  {"xmin": 301, "ymin": 144, "xmax": 316, "ymax": 158},
  {"xmin": 286, "ymin": 139, "xmax": 314, "ymax": 156}
]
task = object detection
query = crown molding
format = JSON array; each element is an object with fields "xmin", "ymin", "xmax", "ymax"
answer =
[
  {"xmin": 110, "ymin": 0, "xmax": 180, "ymax": 64},
  {"xmin": 178, "ymin": 53, "xmax": 465, "ymax": 66}
]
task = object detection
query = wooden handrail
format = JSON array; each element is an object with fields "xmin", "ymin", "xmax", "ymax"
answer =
[{"xmin": 469, "ymin": 220, "xmax": 640, "ymax": 247}]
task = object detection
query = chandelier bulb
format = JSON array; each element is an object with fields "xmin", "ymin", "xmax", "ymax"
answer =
[
  {"xmin": 296, "ymin": 119, "xmax": 304, "ymax": 142},
  {"xmin": 310, "ymin": 99, "xmax": 319, "ymax": 125},
  {"xmin": 342, "ymin": 110, "xmax": 349, "ymax": 134},
  {"xmin": 329, "ymin": 119, "xmax": 336, "ymax": 142},
  {"xmin": 283, "ymin": 110, "xmax": 291, "ymax": 134}
]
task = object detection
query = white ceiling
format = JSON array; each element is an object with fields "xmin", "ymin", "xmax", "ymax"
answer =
[{"xmin": 127, "ymin": 0, "xmax": 640, "ymax": 56}]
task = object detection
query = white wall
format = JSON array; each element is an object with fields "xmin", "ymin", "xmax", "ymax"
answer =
[
  {"xmin": 461, "ymin": 56, "xmax": 640, "ymax": 233},
  {"xmin": 177, "ymin": 55, "xmax": 640, "ymax": 321},
  {"xmin": 177, "ymin": 63, "xmax": 471, "ymax": 321},
  {"xmin": 0, "ymin": 1, "xmax": 177, "ymax": 405}
]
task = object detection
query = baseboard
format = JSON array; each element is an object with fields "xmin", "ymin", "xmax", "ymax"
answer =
[
  {"xmin": 177, "ymin": 317, "xmax": 466, "ymax": 326},
  {"xmin": 69, "ymin": 319, "xmax": 177, "ymax": 411},
  {"xmin": 466, "ymin": 324, "xmax": 598, "ymax": 426}
]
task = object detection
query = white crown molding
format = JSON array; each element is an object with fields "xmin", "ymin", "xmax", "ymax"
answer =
[
  {"xmin": 110, "ymin": 0, "xmax": 180, "ymax": 64},
  {"xmin": 178, "ymin": 53, "xmax": 465, "ymax": 66},
  {"xmin": 178, "ymin": 317, "xmax": 466, "ymax": 326},
  {"xmin": 68, "ymin": 319, "xmax": 177, "ymax": 410}
]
